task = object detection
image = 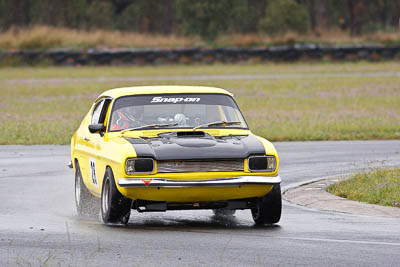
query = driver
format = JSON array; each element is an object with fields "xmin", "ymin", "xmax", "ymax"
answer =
[
  {"xmin": 174, "ymin": 113, "xmax": 188, "ymax": 127},
  {"xmin": 111, "ymin": 105, "xmax": 144, "ymax": 130}
]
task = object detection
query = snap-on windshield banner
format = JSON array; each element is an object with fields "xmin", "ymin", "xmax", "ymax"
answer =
[{"xmin": 113, "ymin": 94, "xmax": 238, "ymax": 110}]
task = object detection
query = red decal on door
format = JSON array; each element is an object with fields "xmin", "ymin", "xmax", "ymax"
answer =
[{"xmin": 141, "ymin": 178, "xmax": 152, "ymax": 187}]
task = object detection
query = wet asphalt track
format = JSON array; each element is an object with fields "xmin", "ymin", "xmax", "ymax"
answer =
[{"xmin": 1, "ymin": 141, "xmax": 400, "ymax": 266}]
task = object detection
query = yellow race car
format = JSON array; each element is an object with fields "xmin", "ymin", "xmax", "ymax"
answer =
[{"xmin": 70, "ymin": 86, "xmax": 281, "ymax": 225}]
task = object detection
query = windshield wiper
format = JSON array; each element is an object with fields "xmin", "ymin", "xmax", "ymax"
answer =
[
  {"xmin": 121, "ymin": 123, "xmax": 178, "ymax": 133},
  {"xmin": 193, "ymin": 121, "xmax": 242, "ymax": 131}
]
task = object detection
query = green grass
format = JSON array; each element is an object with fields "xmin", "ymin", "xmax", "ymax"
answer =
[
  {"xmin": 327, "ymin": 169, "xmax": 400, "ymax": 208},
  {"xmin": 1, "ymin": 62, "xmax": 400, "ymax": 144},
  {"xmin": 1, "ymin": 62, "xmax": 399, "ymax": 80}
]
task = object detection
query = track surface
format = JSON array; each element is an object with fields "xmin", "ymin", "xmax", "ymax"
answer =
[{"xmin": 1, "ymin": 141, "xmax": 400, "ymax": 266}]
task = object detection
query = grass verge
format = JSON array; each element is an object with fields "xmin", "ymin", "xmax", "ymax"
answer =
[
  {"xmin": 327, "ymin": 169, "xmax": 400, "ymax": 208},
  {"xmin": 0, "ymin": 62, "xmax": 399, "ymax": 144},
  {"xmin": 1, "ymin": 61, "xmax": 399, "ymax": 80}
]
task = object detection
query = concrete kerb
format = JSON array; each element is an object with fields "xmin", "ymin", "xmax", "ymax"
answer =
[{"xmin": 282, "ymin": 174, "xmax": 400, "ymax": 218}]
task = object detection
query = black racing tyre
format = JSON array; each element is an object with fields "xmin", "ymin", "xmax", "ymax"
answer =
[
  {"xmin": 251, "ymin": 184, "xmax": 282, "ymax": 225},
  {"xmin": 101, "ymin": 167, "xmax": 132, "ymax": 225},
  {"xmin": 75, "ymin": 161, "xmax": 99, "ymax": 216},
  {"xmin": 212, "ymin": 209, "xmax": 236, "ymax": 216}
]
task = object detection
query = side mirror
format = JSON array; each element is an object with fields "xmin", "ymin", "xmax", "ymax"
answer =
[{"xmin": 88, "ymin": 123, "xmax": 105, "ymax": 134}]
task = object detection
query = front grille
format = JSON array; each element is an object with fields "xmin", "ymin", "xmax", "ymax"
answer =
[{"xmin": 156, "ymin": 159, "xmax": 244, "ymax": 173}]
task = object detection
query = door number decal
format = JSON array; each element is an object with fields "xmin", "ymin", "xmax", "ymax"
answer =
[{"xmin": 89, "ymin": 158, "xmax": 98, "ymax": 187}]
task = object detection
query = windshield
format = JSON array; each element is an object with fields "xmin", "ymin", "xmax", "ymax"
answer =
[{"xmin": 108, "ymin": 93, "xmax": 248, "ymax": 132}]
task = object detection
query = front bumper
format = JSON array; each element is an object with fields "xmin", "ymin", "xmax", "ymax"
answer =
[{"xmin": 118, "ymin": 175, "xmax": 281, "ymax": 188}]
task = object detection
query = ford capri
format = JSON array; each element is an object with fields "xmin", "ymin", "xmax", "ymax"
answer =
[{"xmin": 70, "ymin": 86, "xmax": 282, "ymax": 225}]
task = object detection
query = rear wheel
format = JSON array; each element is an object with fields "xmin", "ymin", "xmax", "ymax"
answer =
[
  {"xmin": 75, "ymin": 161, "xmax": 99, "ymax": 216},
  {"xmin": 101, "ymin": 167, "xmax": 132, "ymax": 225},
  {"xmin": 251, "ymin": 184, "xmax": 282, "ymax": 225}
]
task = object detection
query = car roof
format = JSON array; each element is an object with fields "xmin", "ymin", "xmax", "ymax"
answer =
[{"xmin": 98, "ymin": 85, "xmax": 233, "ymax": 100}]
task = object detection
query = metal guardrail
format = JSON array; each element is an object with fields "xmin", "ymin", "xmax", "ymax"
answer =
[{"xmin": 1, "ymin": 45, "xmax": 399, "ymax": 65}]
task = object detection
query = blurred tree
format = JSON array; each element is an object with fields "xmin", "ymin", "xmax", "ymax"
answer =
[
  {"xmin": 308, "ymin": 0, "xmax": 331, "ymax": 33},
  {"xmin": 86, "ymin": 1, "xmax": 114, "ymax": 29},
  {"xmin": 115, "ymin": 0, "xmax": 166, "ymax": 32},
  {"xmin": 259, "ymin": 0, "xmax": 309, "ymax": 35},
  {"xmin": 230, "ymin": 0, "xmax": 268, "ymax": 33},
  {"xmin": 1, "ymin": 0, "xmax": 400, "ymax": 40},
  {"xmin": 347, "ymin": 0, "xmax": 364, "ymax": 35},
  {"xmin": 175, "ymin": 0, "xmax": 237, "ymax": 41},
  {"xmin": 0, "ymin": 0, "xmax": 31, "ymax": 29},
  {"xmin": 329, "ymin": 0, "xmax": 349, "ymax": 30},
  {"xmin": 109, "ymin": 0, "xmax": 134, "ymax": 15},
  {"xmin": 372, "ymin": 0, "xmax": 400, "ymax": 31},
  {"xmin": 309, "ymin": 0, "xmax": 317, "ymax": 32},
  {"xmin": 29, "ymin": 0, "xmax": 67, "ymax": 27},
  {"xmin": 163, "ymin": 0, "xmax": 174, "ymax": 34},
  {"xmin": 28, "ymin": 0, "xmax": 93, "ymax": 29}
]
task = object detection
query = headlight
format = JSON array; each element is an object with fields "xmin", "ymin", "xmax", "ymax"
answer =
[
  {"xmin": 248, "ymin": 155, "xmax": 276, "ymax": 172},
  {"xmin": 125, "ymin": 158, "xmax": 154, "ymax": 174}
]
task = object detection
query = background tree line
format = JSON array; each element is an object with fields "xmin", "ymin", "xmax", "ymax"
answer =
[{"xmin": 1, "ymin": 0, "xmax": 399, "ymax": 41}]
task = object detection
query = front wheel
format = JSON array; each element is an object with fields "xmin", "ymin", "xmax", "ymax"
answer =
[
  {"xmin": 101, "ymin": 167, "xmax": 132, "ymax": 225},
  {"xmin": 251, "ymin": 184, "xmax": 282, "ymax": 225}
]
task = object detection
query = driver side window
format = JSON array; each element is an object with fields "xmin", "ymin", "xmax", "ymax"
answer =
[{"xmin": 91, "ymin": 100, "xmax": 104, "ymax": 125}]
